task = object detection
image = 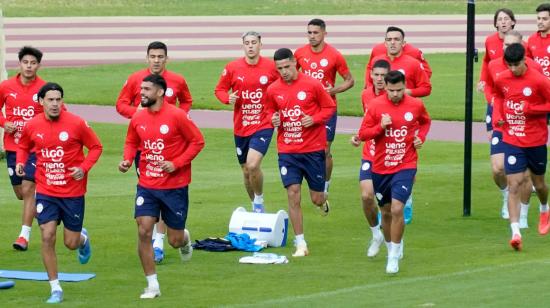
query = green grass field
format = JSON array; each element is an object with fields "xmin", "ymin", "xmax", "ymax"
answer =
[
  {"xmin": 24, "ymin": 53, "xmax": 487, "ymax": 122},
  {"xmin": 0, "ymin": 0, "xmax": 543, "ymax": 16},
  {"xmin": 1, "ymin": 124, "xmax": 549, "ymax": 306}
]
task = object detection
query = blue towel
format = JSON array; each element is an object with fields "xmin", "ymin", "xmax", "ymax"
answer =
[
  {"xmin": 224, "ymin": 232, "xmax": 263, "ymax": 252},
  {"xmin": 0, "ymin": 270, "xmax": 95, "ymax": 282}
]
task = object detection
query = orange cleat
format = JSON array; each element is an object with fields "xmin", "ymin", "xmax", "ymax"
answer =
[
  {"xmin": 509, "ymin": 234, "xmax": 522, "ymax": 251},
  {"xmin": 13, "ymin": 237, "xmax": 28, "ymax": 251}
]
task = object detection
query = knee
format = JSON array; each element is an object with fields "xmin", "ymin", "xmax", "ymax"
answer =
[
  {"xmin": 246, "ymin": 161, "xmax": 260, "ymax": 174},
  {"xmin": 311, "ymin": 194, "xmax": 325, "ymax": 207},
  {"xmin": 64, "ymin": 238, "xmax": 80, "ymax": 250},
  {"xmin": 390, "ymin": 204, "xmax": 403, "ymax": 217},
  {"xmin": 138, "ymin": 224, "xmax": 153, "ymax": 240},
  {"xmin": 41, "ymin": 230, "xmax": 56, "ymax": 245},
  {"xmin": 361, "ymin": 190, "xmax": 374, "ymax": 202},
  {"xmin": 491, "ymin": 161, "xmax": 504, "ymax": 176}
]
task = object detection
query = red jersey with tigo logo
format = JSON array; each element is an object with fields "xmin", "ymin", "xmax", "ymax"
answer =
[
  {"xmin": 365, "ymin": 43, "xmax": 432, "ymax": 88},
  {"xmin": 0, "ymin": 74, "xmax": 46, "ymax": 151},
  {"xmin": 367, "ymin": 54, "xmax": 431, "ymax": 97},
  {"xmin": 116, "ymin": 68, "xmax": 193, "ymax": 118},
  {"xmin": 357, "ymin": 94, "xmax": 431, "ymax": 174},
  {"xmin": 16, "ymin": 110, "xmax": 103, "ymax": 197},
  {"xmin": 480, "ymin": 32, "xmax": 504, "ymax": 83},
  {"xmin": 294, "ymin": 43, "xmax": 350, "ymax": 103},
  {"xmin": 360, "ymin": 86, "xmax": 386, "ymax": 161},
  {"xmin": 526, "ymin": 31, "xmax": 550, "ymax": 79},
  {"xmin": 214, "ymin": 56, "xmax": 279, "ymax": 137},
  {"xmin": 265, "ymin": 73, "xmax": 336, "ymax": 154},
  {"xmin": 493, "ymin": 67, "xmax": 550, "ymax": 148},
  {"xmin": 123, "ymin": 103, "xmax": 205, "ymax": 189}
]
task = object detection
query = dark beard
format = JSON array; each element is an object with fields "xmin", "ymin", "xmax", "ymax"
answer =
[{"xmin": 140, "ymin": 97, "xmax": 156, "ymax": 107}]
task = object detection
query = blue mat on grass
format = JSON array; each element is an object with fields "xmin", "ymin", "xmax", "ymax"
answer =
[{"xmin": 0, "ymin": 270, "xmax": 95, "ymax": 282}]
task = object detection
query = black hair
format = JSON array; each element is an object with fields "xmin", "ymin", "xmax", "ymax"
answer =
[
  {"xmin": 372, "ymin": 59, "xmax": 391, "ymax": 71},
  {"xmin": 147, "ymin": 41, "xmax": 167, "ymax": 55},
  {"xmin": 38, "ymin": 82, "xmax": 64, "ymax": 99},
  {"xmin": 273, "ymin": 48, "xmax": 294, "ymax": 61},
  {"xmin": 384, "ymin": 70, "xmax": 406, "ymax": 85},
  {"xmin": 386, "ymin": 26, "xmax": 405, "ymax": 39},
  {"xmin": 18, "ymin": 46, "xmax": 43, "ymax": 63},
  {"xmin": 308, "ymin": 18, "xmax": 326, "ymax": 30},
  {"xmin": 143, "ymin": 74, "xmax": 167, "ymax": 95},
  {"xmin": 536, "ymin": 3, "xmax": 550, "ymax": 14},
  {"xmin": 504, "ymin": 43, "xmax": 525, "ymax": 63}
]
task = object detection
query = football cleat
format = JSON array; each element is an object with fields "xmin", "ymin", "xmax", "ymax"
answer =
[
  {"xmin": 46, "ymin": 290, "xmax": 63, "ymax": 304},
  {"xmin": 179, "ymin": 229, "xmax": 193, "ymax": 262},
  {"xmin": 538, "ymin": 212, "xmax": 550, "ymax": 235},
  {"xmin": 140, "ymin": 287, "xmax": 161, "ymax": 299},
  {"xmin": 13, "ymin": 237, "xmax": 28, "ymax": 251},
  {"xmin": 78, "ymin": 228, "xmax": 91, "ymax": 264},
  {"xmin": 509, "ymin": 234, "xmax": 522, "ymax": 251}
]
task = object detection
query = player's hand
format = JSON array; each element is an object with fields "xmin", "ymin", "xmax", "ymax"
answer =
[
  {"xmin": 15, "ymin": 163, "xmax": 25, "ymax": 176},
  {"xmin": 477, "ymin": 81, "xmax": 485, "ymax": 92},
  {"xmin": 301, "ymin": 114, "xmax": 314, "ymax": 127},
  {"xmin": 413, "ymin": 136, "xmax": 423, "ymax": 149},
  {"xmin": 405, "ymin": 89, "xmax": 412, "ymax": 96},
  {"xmin": 69, "ymin": 167, "xmax": 85, "ymax": 181},
  {"xmin": 229, "ymin": 91, "xmax": 239, "ymax": 105},
  {"xmin": 271, "ymin": 112, "xmax": 281, "ymax": 127},
  {"xmin": 158, "ymin": 161, "xmax": 176, "ymax": 173},
  {"xmin": 350, "ymin": 135, "xmax": 361, "ymax": 147},
  {"xmin": 3, "ymin": 122, "xmax": 17, "ymax": 134},
  {"xmin": 324, "ymin": 82, "xmax": 334, "ymax": 95},
  {"xmin": 118, "ymin": 160, "xmax": 131, "ymax": 173},
  {"xmin": 381, "ymin": 113, "xmax": 392, "ymax": 129}
]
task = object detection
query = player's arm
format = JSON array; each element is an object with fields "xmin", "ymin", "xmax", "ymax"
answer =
[
  {"xmin": 524, "ymin": 78, "xmax": 550, "ymax": 115},
  {"xmin": 477, "ymin": 43, "xmax": 491, "ymax": 92},
  {"xmin": 120, "ymin": 119, "xmax": 140, "ymax": 172},
  {"xmin": 327, "ymin": 55, "xmax": 354, "ymax": 95},
  {"xmin": 0, "ymin": 86, "xmax": 15, "ymax": 132},
  {"xmin": 115, "ymin": 76, "xmax": 139, "ymax": 119},
  {"xmin": 407, "ymin": 64, "xmax": 432, "ymax": 97},
  {"xmin": 15, "ymin": 124, "xmax": 33, "ymax": 176},
  {"xmin": 416, "ymin": 49, "xmax": 432, "ymax": 79},
  {"xmin": 177, "ymin": 78, "xmax": 193, "ymax": 113},
  {"xmin": 171, "ymin": 113, "xmax": 205, "ymax": 169},
  {"xmin": 357, "ymin": 106, "xmax": 385, "ymax": 141},
  {"xmin": 77, "ymin": 121, "xmax": 103, "ymax": 175},
  {"xmin": 264, "ymin": 88, "xmax": 279, "ymax": 127},
  {"xmin": 483, "ymin": 64, "xmax": 497, "ymax": 104},
  {"xmin": 214, "ymin": 65, "xmax": 239, "ymax": 105},
  {"xmin": 308, "ymin": 83, "xmax": 337, "ymax": 126},
  {"xmin": 492, "ymin": 82, "xmax": 506, "ymax": 128},
  {"xmin": 414, "ymin": 102, "xmax": 432, "ymax": 149}
]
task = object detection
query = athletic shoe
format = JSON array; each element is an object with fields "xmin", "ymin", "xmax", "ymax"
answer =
[
  {"xmin": 13, "ymin": 236, "xmax": 28, "ymax": 251},
  {"xmin": 320, "ymin": 200, "xmax": 330, "ymax": 217},
  {"xmin": 399, "ymin": 239, "xmax": 404, "ymax": 260},
  {"xmin": 253, "ymin": 203, "xmax": 265, "ymax": 213},
  {"xmin": 519, "ymin": 215, "xmax": 529, "ymax": 229},
  {"xmin": 367, "ymin": 233, "xmax": 384, "ymax": 257},
  {"xmin": 292, "ymin": 242, "xmax": 309, "ymax": 257},
  {"xmin": 538, "ymin": 212, "xmax": 550, "ymax": 235},
  {"xmin": 153, "ymin": 247, "xmax": 165, "ymax": 264},
  {"xmin": 78, "ymin": 228, "xmax": 91, "ymax": 264},
  {"xmin": 404, "ymin": 196, "xmax": 413, "ymax": 225},
  {"xmin": 46, "ymin": 290, "xmax": 63, "ymax": 304},
  {"xmin": 386, "ymin": 256, "xmax": 399, "ymax": 274},
  {"xmin": 509, "ymin": 234, "xmax": 522, "ymax": 251},
  {"xmin": 179, "ymin": 229, "xmax": 193, "ymax": 262},
  {"xmin": 140, "ymin": 287, "xmax": 161, "ymax": 299}
]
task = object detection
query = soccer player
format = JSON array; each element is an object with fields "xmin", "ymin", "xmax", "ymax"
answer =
[
  {"xmin": 214, "ymin": 31, "xmax": 279, "ymax": 213},
  {"xmin": 0, "ymin": 46, "xmax": 46, "ymax": 251},
  {"xmin": 485, "ymin": 31, "xmax": 543, "ymax": 222},
  {"xmin": 492, "ymin": 43, "xmax": 550, "ymax": 251},
  {"xmin": 350, "ymin": 59, "xmax": 390, "ymax": 257},
  {"xmin": 118, "ymin": 74, "xmax": 204, "ymax": 299},
  {"xmin": 526, "ymin": 3, "xmax": 550, "ymax": 79},
  {"xmin": 364, "ymin": 30, "xmax": 432, "ymax": 88},
  {"xmin": 266, "ymin": 48, "xmax": 335, "ymax": 257},
  {"xmin": 294, "ymin": 18, "xmax": 355, "ymax": 198},
  {"xmin": 366, "ymin": 26, "xmax": 432, "ymax": 98},
  {"xmin": 116, "ymin": 41, "xmax": 192, "ymax": 263},
  {"xmin": 356, "ymin": 70, "xmax": 431, "ymax": 274},
  {"xmin": 16, "ymin": 82, "xmax": 103, "ymax": 303}
]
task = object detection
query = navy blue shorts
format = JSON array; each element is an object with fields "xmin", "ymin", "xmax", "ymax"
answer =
[
  {"xmin": 325, "ymin": 111, "xmax": 337, "ymax": 142},
  {"xmin": 135, "ymin": 185, "xmax": 189, "ymax": 230},
  {"xmin": 359, "ymin": 159, "xmax": 373, "ymax": 181},
  {"xmin": 372, "ymin": 169, "xmax": 417, "ymax": 206},
  {"xmin": 485, "ymin": 104, "xmax": 493, "ymax": 132},
  {"xmin": 35, "ymin": 193, "xmax": 85, "ymax": 232},
  {"xmin": 503, "ymin": 142, "xmax": 547, "ymax": 175},
  {"xmin": 490, "ymin": 130, "xmax": 505, "ymax": 155},
  {"xmin": 278, "ymin": 151, "xmax": 325, "ymax": 192},
  {"xmin": 234, "ymin": 128, "xmax": 274, "ymax": 165},
  {"xmin": 6, "ymin": 151, "xmax": 36, "ymax": 185}
]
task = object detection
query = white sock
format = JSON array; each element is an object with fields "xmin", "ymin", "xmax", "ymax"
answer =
[
  {"xmin": 295, "ymin": 234, "xmax": 306, "ymax": 246},
  {"xmin": 19, "ymin": 225, "xmax": 32, "ymax": 241},
  {"xmin": 520, "ymin": 203, "xmax": 529, "ymax": 217},
  {"xmin": 390, "ymin": 241, "xmax": 401, "ymax": 258},
  {"xmin": 324, "ymin": 181, "xmax": 330, "ymax": 193},
  {"xmin": 501, "ymin": 187, "xmax": 509, "ymax": 197},
  {"xmin": 510, "ymin": 222, "xmax": 521, "ymax": 236},
  {"xmin": 370, "ymin": 225, "xmax": 381, "ymax": 238},
  {"xmin": 385, "ymin": 241, "xmax": 391, "ymax": 253},
  {"xmin": 146, "ymin": 274, "xmax": 159, "ymax": 290},
  {"xmin": 153, "ymin": 233, "xmax": 165, "ymax": 250},
  {"xmin": 253, "ymin": 194, "xmax": 264, "ymax": 205},
  {"xmin": 540, "ymin": 203, "xmax": 549, "ymax": 213},
  {"xmin": 49, "ymin": 279, "xmax": 62, "ymax": 292},
  {"xmin": 80, "ymin": 230, "xmax": 88, "ymax": 248}
]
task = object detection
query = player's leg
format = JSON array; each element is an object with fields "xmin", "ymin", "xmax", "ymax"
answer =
[
  {"xmin": 152, "ymin": 219, "xmax": 166, "ymax": 264},
  {"xmin": 526, "ymin": 145, "xmax": 549, "ymax": 235},
  {"xmin": 6, "ymin": 151, "xmax": 28, "ymax": 250},
  {"xmin": 161, "ymin": 186, "xmax": 192, "ymax": 262},
  {"xmin": 324, "ymin": 112, "xmax": 337, "ymax": 196},
  {"xmin": 56, "ymin": 196, "xmax": 90, "ymax": 264},
  {"xmin": 518, "ymin": 173, "xmax": 532, "ymax": 229},
  {"xmin": 246, "ymin": 128, "xmax": 273, "ymax": 213},
  {"xmin": 235, "ymin": 134, "xmax": 255, "ymax": 203},
  {"xmin": 490, "ymin": 130, "xmax": 508, "ymax": 218},
  {"xmin": 14, "ymin": 153, "xmax": 38, "ymax": 250},
  {"xmin": 303, "ymin": 151, "xmax": 329, "ymax": 215},
  {"xmin": 360, "ymin": 178, "xmax": 383, "ymax": 257},
  {"xmin": 287, "ymin": 183, "xmax": 308, "ymax": 257},
  {"xmin": 503, "ymin": 143, "xmax": 528, "ymax": 250}
]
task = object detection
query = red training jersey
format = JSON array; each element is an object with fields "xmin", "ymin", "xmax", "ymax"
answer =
[
  {"xmin": 0, "ymin": 74, "xmax": 46, "ymax": 151},
  {"xmin": 294, "ymin": 43, "xmax": 350, "ymax": 104},
  {"xmin": 265, "ymin": 73, "xmax": 336, "ymax": 154},
  {"xmin": 123, "ymin": 103, "xmax": 205, "ymax": 189},
  {"xmin": 358, "ymin": 94, "xmax": 431, "ymax": 174},
  {"xmin": 359, "ymin": 86, "xmax": 386, "ymax": 161},
  {"xmin": 526, "ymin": 31, "xmax": 550, "ymax": 79},
  {"xmin": 367, "ymin": 54, "xmax": 431, "ymax": 97},
  {"xmin": 116, "ymin": 68, "xmax": 193, "ymax": 118},
  {"xmin": 493, "ymin": 67, "xmax": 550, "ymax": 147},
  {"xmin": 365, "ymin": 43, "xmax": 432, "ymax": 88},
  {"xmin": 214, "ymin": 56, "xmax": 279, "ymax": 137},
  {"xmin": 480, "ymin": 32, "xmax": 504, "ymax": 84},
  {"xmin": 16, "ymin": 110, "xmax": 103, "ymax": 197}
]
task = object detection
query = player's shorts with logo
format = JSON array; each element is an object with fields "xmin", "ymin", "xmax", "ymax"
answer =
[
  {"xmin": 490, "ymin": 130, "xmax": 505, "ymax": 155},
  {"xmin": 503, "ymin": 142, "xmax": 547, "ymax": 175},
  {"xmin": 234, "ymin": 128, "xmax": 274, "ymax": 165},
  {"xmin": 485, "ymin": 104, "xmax": 493, "ymax": 132},
  {"xmin": 35, "ymin": 193, "xmax": 85, "ymax": 232},
  {"xmin": 278, "ymin": 150, "xmax": 325, "ymax": 192},
  {"xmin": 6, "ymin": 151, "xmax": 36, "ymax": 185},
  {"xmin": 372, "ymin": 169, "xmax": 417, "ymax": 206},
  {"xmin": 325, "ymin": 111, "xmax": 337, "ymax": 142},
  {"xmin": 359, "ymin": 159, "xmax": 373, "ymax": 181},
  {"xmin": 135, "ymin": 185, "xmax": 189, "ymax": 230}
]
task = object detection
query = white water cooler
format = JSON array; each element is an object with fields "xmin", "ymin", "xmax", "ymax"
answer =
[{"xmin": 228, "ymin": 207, "xmax": 289, "ymax": 247}]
